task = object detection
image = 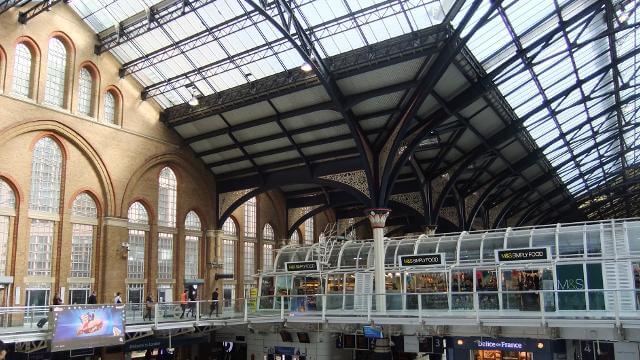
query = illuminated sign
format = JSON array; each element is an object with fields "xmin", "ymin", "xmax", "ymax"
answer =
[
  {"xmin": 496, "ymin": 247, "xmax": 549, "ymax": 263},
  {"xmin": 475, "ymin": 340, "xmax": 523, "ymax": 350},
  {"xmin": 399, "ymin": 254, "xmax": 444, "ymax": 267},
  {"xmin": 285, "ymin": 261, "xmax": 319, "ymax": 272}
]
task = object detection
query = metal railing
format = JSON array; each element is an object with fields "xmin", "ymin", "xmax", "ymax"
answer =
[{"xmin": 0, "ymin": 289, "xmax": 639, "ymax": 338}]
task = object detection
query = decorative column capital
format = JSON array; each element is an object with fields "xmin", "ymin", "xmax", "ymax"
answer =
[
  {"xmin": 365, "ymin": 208, "xmax": 391, "ymax": 228},
  {"xmin": 424, "ymin": 224, "xmax": 437, "ymax": 235}
]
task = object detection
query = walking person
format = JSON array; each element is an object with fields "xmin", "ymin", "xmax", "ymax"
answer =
[
  {"xmin": 87, "ymin": 291, "xmax": 97, "ymax": 304},
  {"xmin": 179, "ymin": 289, "xmax": 188, "ymax": 319},
  {"xmin": 209, "ymin": 288, "xmax": 219, "ymax": 317},
  {"xmin": 144, "ymin": 295, "xmax": 154, "ymax": 321},
  {"xmin": 114, "ymin": 292, "xmax": 123, "ymax": 304}
]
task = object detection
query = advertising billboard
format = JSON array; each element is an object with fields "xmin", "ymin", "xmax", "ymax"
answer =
[{"xmin": 51, "ymin": 305, "xmax": 126, "ymax": 351}]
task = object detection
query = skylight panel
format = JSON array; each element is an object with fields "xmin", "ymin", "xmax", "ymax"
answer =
[{"xmin": 504, "ymin": 0, "xmax": 555, "ymax": 36}]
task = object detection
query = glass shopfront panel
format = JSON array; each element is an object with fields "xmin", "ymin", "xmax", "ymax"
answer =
[
  {"xmin": 406, "ymin": 272, "xmax": 448, "ymax": 310},
  {"xmin": 556, "ymin": 263, "xmax": 604, "ymax": 311},
  {"xmin": 386, "ymin": 272, "xmax": 403, "ymax": 310},
  {"xmin": 477, "ymin": 269, "xmax": 499, "ymax": 310},
  {"xmin": 501, "ymin": 268, "xmax": 553, "ymax": 311},
  {"xmin": 326, "ymin": 274, "xmax": 343, "ymax": 310},
  {"xmin": 259, "ymin": 276, "xmax": 275, "ymax": 309},
  {"xmin": 451, "ymin": 269, "xmax": 473, "ymax": 309}
]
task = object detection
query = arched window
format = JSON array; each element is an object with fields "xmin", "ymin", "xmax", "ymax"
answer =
[
  {"xmin": 184, "ymin": 211, "xmax": 201, "ymax": 280},
  {"xmin": 157, "ymin": 167, "xmax": 176, "ymax": 284},
  {"xmin": 243, "ymin": 197, "xmax": 256, "ymax": 238},
  {"xmin": 304, "ymin": 216, "xmax": 314, "ymax": 245},
  {"xmin": 12, "ymin": 43, "xmax": 33, "ymax": 97},
  {"xmin": 71, "ymin": 192, "xmax": 97, "ymax": 218},
  {"xmin": 222, "ymin": 218, "xmax": 237, "ymax": 276},
  {"xmin": 69, "ymin": 193, "xmax": 97, "ymax": 303},
  {"xmin": 127, "ymin": 201, "xmax": 148, "ymax": 224},
  {"xmin": 0, "ymin": 180, "xmax": 15, "ymax": 210},
  {"xmin": 44, "ymin": 38, "xmax": 68, "ymax": 108},
  {"xmin": 29, "ymin": 137, "xmax": 62, "ymax": 213},
  {"xmin": 127, "ymin": 201, "xmax": 148, "ymax": 303},
  {"xmin": 290, "ymin": 229, "xmax": 300, "ymax": 245},
  {"xmin": 262, "ymin": 224, "xmax": 274, "ymax": 272},
  {"xmin": 185, "ymin": 211, "xmax": 201, "ymax": 230},
  {"xmin": 263, "ymin": 223, "xmax": 274, "ymax": 241},
  {"xmin": 0, "ymin": 180, "xmax": 16, "ymax": 277},
  {"xmin": 104, "ymin": 90, "xmax": 116, "ymax": 124},
  {"xmin": 223, "ymin": 217, "xmax": 237, "ymax": 236},
  {"xmin": 158, "ymin": 167, "xmax": 177, "ymax": 227},
  {"xmin": 28, "ymin": 137, "xmax": 62, "ymax": 286},
  {"xmin": 77, "ymin": 67, "xmax": 93, "ymax": 116}
]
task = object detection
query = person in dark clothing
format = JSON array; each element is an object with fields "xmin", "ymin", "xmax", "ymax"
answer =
[
  {"xmin": 87, "ymin": 291, "xmax": 97, "ymax": 304},
  {"xmin": 187, "ymin": 289, "xmax": 197, "ymax": 318},
  {"xmin": 52, "ymin": 293, "xmax": 63, "ymax": 305},
  {"xmin": 209, "ymin": 288, "xmax": 219, "ymax": 317},
  {"xmin": 0, "ymin": 339, "xmax": 6, "ymax": 360}
]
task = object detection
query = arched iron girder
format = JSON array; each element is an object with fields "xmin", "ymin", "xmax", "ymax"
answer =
[
  {"xmin": 465, "ymin": 175, "xmax": 518, "ymax": 230},
  {"xmin": 382, "ymin": 0, "xmax": 622, "ymax": 207},
  {"xmin": 430, "ymin": 121, "xmax": 532, "ymax": 223},
  {"xmin": 244, "ymin": 0, "xmax": 375, "ymax": 204},
  {"xmin": 378, "ymin": 0, "xmax": 492, "ymax": 206}
]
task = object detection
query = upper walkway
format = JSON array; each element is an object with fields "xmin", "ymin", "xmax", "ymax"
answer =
[{"xmin": 3, "ymin": 290, "xmax": 640, "ymax": 344}]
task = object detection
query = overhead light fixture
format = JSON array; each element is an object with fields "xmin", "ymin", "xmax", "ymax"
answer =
[
  {"xmin": 618, "ymin": 10, "xmax": 630, "ymax": 23},
  {"xmin": 300, "ymin": 62, "xmax": 313, "ymax": 72},
  {"xmin": 188, "ymin": 94, "xmax": 199, "ymax": 106}
]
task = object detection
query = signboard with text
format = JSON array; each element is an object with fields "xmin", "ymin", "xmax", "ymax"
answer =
[
  {"xmin": 399, "ymin": 253, "xmax": 444, "ymax": 267},
  {"xmin": 496, "ymin": 247, "xmax": 550, "ymax": 263},
  {"xmin": 285, "ymin": 261, "xmax": 319, "ymax": 272}
]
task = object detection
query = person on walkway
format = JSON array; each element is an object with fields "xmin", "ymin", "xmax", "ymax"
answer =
[
  {"xmin": 114, "ymin": 292, "xmax": 123, "ymax": 304},
  {"xmin": 87, "ymin": 291, "xmax": 97, "ymax": 304},
  {"xmin": 52, "ymin": 293, "xmax": 63, "ymax": 305},
  {"xmin": 209, "ymin": 288, "xmax": 219, "ymax": 317},
  {"xmin": 180, "ymin": 289, "xmax": 188, "ymax": 319},
  {"xmin": 187, "ymin": 289, "xmax": 197, "ymax": 318},
  {"xmin": 144, "ymin": 295, "xmax": 154, "ymax": 321}
]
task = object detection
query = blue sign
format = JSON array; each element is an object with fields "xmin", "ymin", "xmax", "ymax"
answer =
[{"xmin": 363, "ymin": 326, "xmax": 383, "ymax": 339}]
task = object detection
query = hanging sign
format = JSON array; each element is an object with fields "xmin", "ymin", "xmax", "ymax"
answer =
[
  {"xmin": 285, "ymin": 261, "xmax": 319, "ymax": 272},
  {"xmin": 496, "ymin": 247, "xmax": 550, "ymax": 263},
  {"xmin": 399, "ymin": 253, "xmax": 444, "ymax": 267}
]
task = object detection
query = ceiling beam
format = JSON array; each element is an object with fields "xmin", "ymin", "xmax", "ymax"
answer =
[
  {"xmin": 17, "ymin": 0, "xmax": 67, "ymax": 24},
  {"xmin": 95, "ymin": 0, "xmax": 218, "ymax": 54}
]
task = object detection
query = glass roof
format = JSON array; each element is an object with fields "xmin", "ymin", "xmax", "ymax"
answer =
[
  {"xmin": 454, "ymin": 0, "xmax": 640, "ymax": 200},
  {"xmin": 69, "ymin": 0, "xmax": 450, "ymax": 108}
]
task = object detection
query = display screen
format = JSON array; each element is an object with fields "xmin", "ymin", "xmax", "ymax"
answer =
[
  {"xmin": 51, "ymin": 305, "xmax": 125, "ymax": 351},
  {"xmin": 363, "ymin": 326, "xmax": 383, "ymax": 339}
]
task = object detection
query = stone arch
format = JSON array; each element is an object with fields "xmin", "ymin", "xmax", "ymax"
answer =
[
  {"xmin": 121, "ymin": 152, "xmax": 214, "ymax": 220},
  {"xmin": 0, "ymin": 120, "xmax": 116, "ymax": 215}
]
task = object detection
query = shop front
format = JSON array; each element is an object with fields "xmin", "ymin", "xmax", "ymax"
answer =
[{"xmin": 450, "ymin": 337, "xmax": 557, "ymax": 360}]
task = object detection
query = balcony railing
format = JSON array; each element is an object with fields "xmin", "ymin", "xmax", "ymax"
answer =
[{"xmin": 1, "ymin": 288, "xmax": 640, "ymax": 342}]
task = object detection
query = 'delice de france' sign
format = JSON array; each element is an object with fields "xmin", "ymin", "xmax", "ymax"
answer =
[
  {"xmin": 496, "ymin": 247, "xmax": 550, "ymax": 263},
  {"xmin": 285, "ymin": 261, "xmax": 319, "ymax": 272},
  {"xmin": 399, "ymin": 253, "xmax": 444, "ymax": 267}
]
